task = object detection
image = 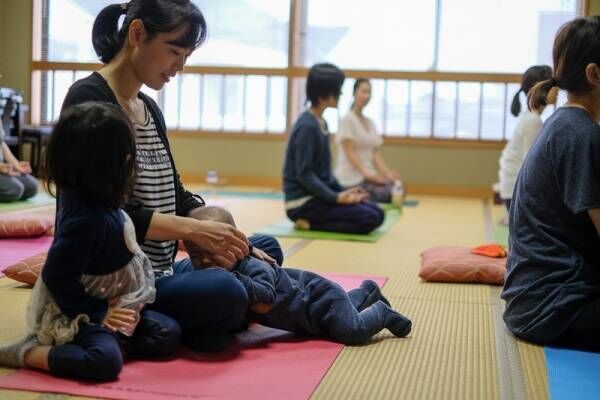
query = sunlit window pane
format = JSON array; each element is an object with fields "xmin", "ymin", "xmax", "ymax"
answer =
[
  {"xmin": 480, "ymin": 83, "xmax": 506, "ymax": 140},
  {"xmin": 223, "ymin": 76, "xmax": 244, "ymax": 131},
  {"xmin": 409, "ymin": 81, "xmax": 433, "ymax": 137},
  {"xmin": 201, "ymin": 75, "xmax": 223, "ymax": 130},
  {"xmin": 190, "ymin": 0, "xmax": 290, "ymax": 67},
  {"xmin": 267, "ymin": 77, "xmax": 287, "ymax": 132},
  {"xmin": 245, "ymin": 76, "xmax": 268, "ymax": 132},
  {"xmin": 386, "ymin": 80, "xmax": 409, "ymax": 137},
  {"xmin": 456, "ymin": 82, "xmax": 480, "ymax": 139},
  {"xmin": 438, "ymin": 0, "xmax": 576, "ymax": 72},
  {"xmin": 434, "ymin": 82, "xmax": 457, "ymax": 139},
  {"xmin": 304, "ymin": 0, "xmax": 436, "ymax": 70},
  {"xmin": 178, "ymin": 75, "xmax": 201, "ymax": 129},
  {"xmin": 45, "ymin": 0, "xmax": 113, "ymax": 62},
  {"xmin": 52, "ymin": 71, "xmax": 75, "ymax": 122}
]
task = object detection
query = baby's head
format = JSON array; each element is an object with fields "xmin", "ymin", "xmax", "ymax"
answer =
[{"xmin": 184, "ymin": 206, "xmax": 236, "ymax": 268}]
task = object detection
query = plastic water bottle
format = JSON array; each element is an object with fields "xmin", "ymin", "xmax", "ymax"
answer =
[
  {"xmin": 391, "ymin": 180, "xmax": 404, "ymax": 208},
  {"xmin": 206, "ymin": 170, "xmax": 219, "ymax": 198}
]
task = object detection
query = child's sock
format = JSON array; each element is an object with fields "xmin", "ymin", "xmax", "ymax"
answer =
[
  {"xmin": 0, "ymin": 335, "xmax": 38, "ymax": 368},
  {"xmin": 383, "ymin": 305, "xmax": 412, "ymax": 338}
]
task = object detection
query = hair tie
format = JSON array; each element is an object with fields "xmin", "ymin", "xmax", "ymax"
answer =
[{"xmin": 121, "ymin": 2, "xmax": 128, "ymax": 14}]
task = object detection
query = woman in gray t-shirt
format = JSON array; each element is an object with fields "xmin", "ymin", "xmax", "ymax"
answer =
[{"xmin": 501, "ymin": 16, "xmax": 600, "ymax": 352}]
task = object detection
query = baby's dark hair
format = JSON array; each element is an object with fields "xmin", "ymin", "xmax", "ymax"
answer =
[
  {"xmin": 510, "ymin": 65, "xmax": 552, "ymax": 116},
  {"xmin": 306, "ymin": 63, "xmax": 345, "ymax": 106},
  {"xmin": 184, "ymin": 207, "xmax": 236, "ymax": 263},
  {"xmin": 92, "ymin": 0, "xmax": 207, "ymax": 64},
  {"xmin": 189, "ymin": 206, "xmax": 236, "ymax": 227},
  {"xmin": 43, "ymin": 102, "xmax": 137, "ymax": 208}
]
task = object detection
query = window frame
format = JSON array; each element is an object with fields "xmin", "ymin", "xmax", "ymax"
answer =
[{"xmin": 29, "ymin": 0, "xmax": 588, "ymax": 149}]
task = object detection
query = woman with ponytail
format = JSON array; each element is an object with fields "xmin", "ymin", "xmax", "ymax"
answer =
[
  {"xmin": 60, "ymin": 0, "xmax": 283, "ymax": 352},
  {"xmin": 497, "ymin": 65, "xmax": 554, "ymax": 210},
  {"xmin": 502, "ymin": 16, "xmax": 600, "ymax": 352}
]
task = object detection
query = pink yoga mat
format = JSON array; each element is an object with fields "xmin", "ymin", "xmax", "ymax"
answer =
[
  {"xmin": 0, "ymin": 274, "xmax": 386, "ymax": 400},
  {"xmin": 0, "ymin": 237, "xmax": 53, "ymax": 275}
]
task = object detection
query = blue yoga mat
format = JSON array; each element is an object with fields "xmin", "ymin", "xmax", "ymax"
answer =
[{"xmin": 545, "ymin": 347, "xmax": 600, "ymax": 400}]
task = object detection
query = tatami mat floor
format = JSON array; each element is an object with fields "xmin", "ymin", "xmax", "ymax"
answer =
[{"xmin": 0, "ymin": 189, "xmax": 549, "ymax": 400}]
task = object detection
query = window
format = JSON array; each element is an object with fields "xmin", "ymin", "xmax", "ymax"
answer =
[
  {"xmin": 43, "ymin": 0, "xmax": 114, "ymax": 62},
  {"xmin": 32, "ymin": 0, "xmax": 582, "ymax": 141},
  {"xmin": 303, "ymin": 0, "xmax": 436, "ymax": 70},
  {"xmin": 190, "ymin": 0, "xmax": 290, "ymax": 67},
  {"xmin": 437, "ymin": 0, "xmax": 577, "ymax": 72}
]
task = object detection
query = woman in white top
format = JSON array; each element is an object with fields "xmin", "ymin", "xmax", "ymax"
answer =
[
  {"xmin": 499, "ymin": 65, "xmax": 556, "ymax": 210},
  {"xmin": 335, "ymin": 78, "xmax": 401, "ymax": 203}
]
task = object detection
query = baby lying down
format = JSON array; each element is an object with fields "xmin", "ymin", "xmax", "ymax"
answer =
[{"xmin": 184, "ymin": 207, "xmax": 412, "ymax": 345}]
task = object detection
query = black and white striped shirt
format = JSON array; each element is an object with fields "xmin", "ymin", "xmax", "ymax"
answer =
[{"xmin": 132, "ymin": 104, "xmax": 176, "ymax": 276}]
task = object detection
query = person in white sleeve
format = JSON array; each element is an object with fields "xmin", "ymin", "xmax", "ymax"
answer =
[
  {"xmin": 335, "ymin": 78, "xmax": 402, "ymax": 204},
  {"xmin": 498, "ymin": 65, "xmax": 557, "ymax": 211}
]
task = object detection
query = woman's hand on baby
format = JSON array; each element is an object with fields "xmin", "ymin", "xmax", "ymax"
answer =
[
  {"xmin": 102, "ymin": 306, "xmax": 138, "ymax": 333},
  {"xmin": 188, "ymin": 220, "xmax": 249, "ymax": 268}
]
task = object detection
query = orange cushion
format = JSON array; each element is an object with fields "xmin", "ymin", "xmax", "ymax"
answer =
[
  {"xmin": 3, "ymin": 252, "xmax": 47, "ymax": 286},
  {"xmin": 471, "ymin": 243, "xmax": 507, "ymax": 258},
  {"xmin": 0, "ymin": 215, "xmax": 53, "ymax": 238},
  {"xmin": 419, "ymin": 246, "xmax": 506, "ymax": 285}
]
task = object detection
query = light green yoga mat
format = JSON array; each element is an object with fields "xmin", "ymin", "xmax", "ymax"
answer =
[
  {"xmin": 378, "ymin": 199, "xmax": 419, "ymax": 210},
  {"xmin": 196, "ymin": 191, "xmax": 419, "ymax": 207},
  {"xmin": 197, "ymin": 190, "xmax": 284, "ymax": 200},
  {"xmin": 0, "ymin": 192, "xmax": 55, "ymax": 212},
  {"xmin": 255, "ymin": 209, "xmax": 400, "ymax": 242}
]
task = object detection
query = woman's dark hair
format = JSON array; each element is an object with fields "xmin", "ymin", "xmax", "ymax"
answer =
[
  {"xmin": 510, "ymin": 65, "xmax": 552, "ymax": 116},
  {"xmin": 353, "ymin": 78, "xmax": 370, "ymax": 94},
  {"xmin": 93, "ymin": 0, "xmax": 207, "ymax": 64},
  {"xmin": 529, "ymin": 16, "xmax": 600, "ymax": 112},
  {"xmin": 351, "ymin": 78, "xmax": 371, "ymax": 109},
  {"xmin": 44, "ymin": 102, "xmax": 137, "ymax": 208},
  {"xmin": 306, "ymin": 63, "xmax": 345, "ymax": 106}
]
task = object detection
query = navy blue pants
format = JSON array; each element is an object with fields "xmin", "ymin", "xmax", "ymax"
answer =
[
  {"xmin": 287, "ymin": 198, "xmax": 385, "ymax": 234},
  {"xmin": 149, "ymin": 234, "xmax": 283, "ymax": 350},
  {"xmin": 48, "ymin": 309, "xmax": 180, "ymax": 381}
]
